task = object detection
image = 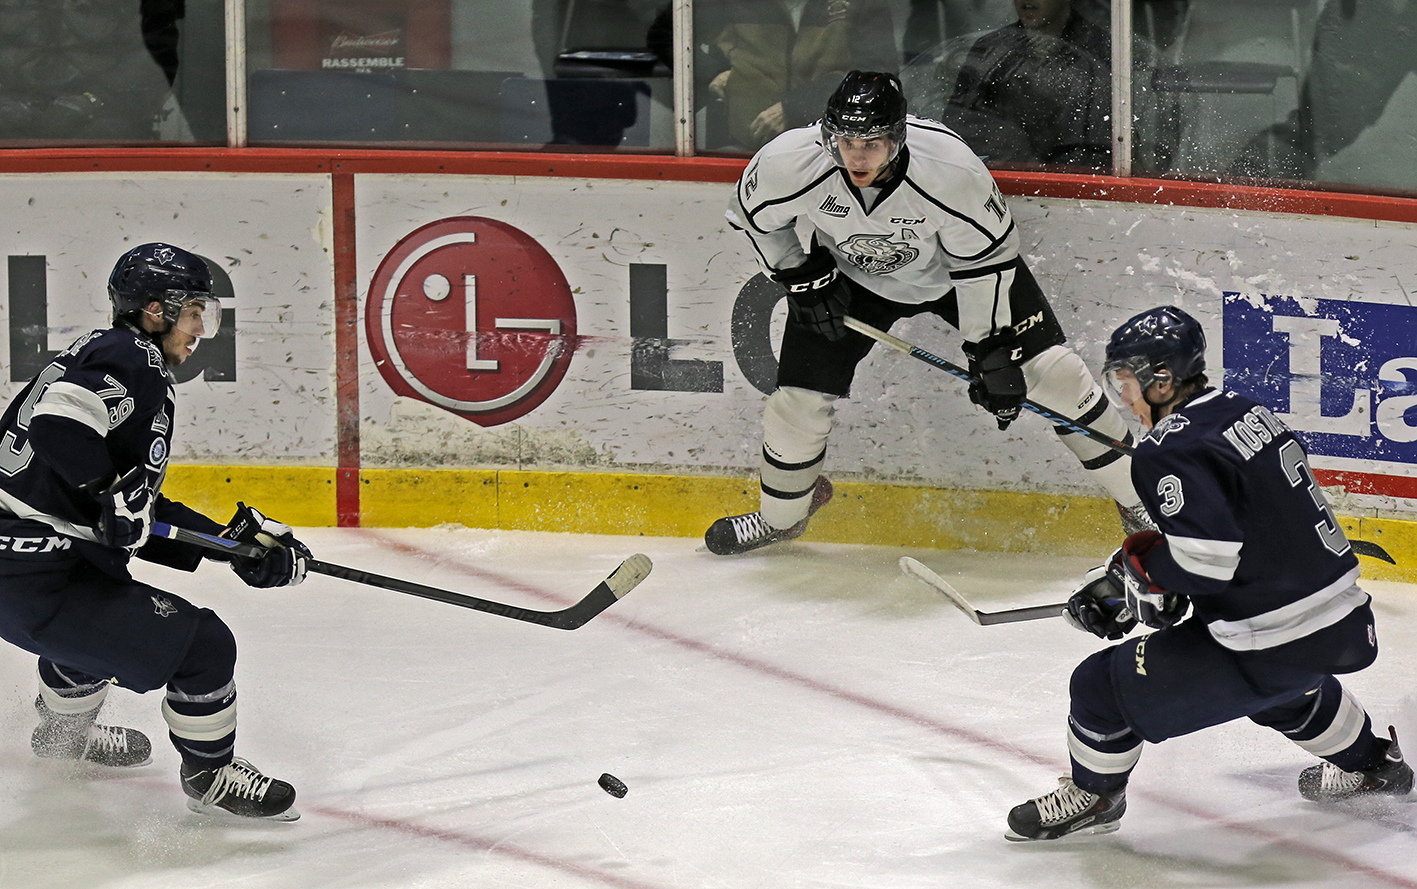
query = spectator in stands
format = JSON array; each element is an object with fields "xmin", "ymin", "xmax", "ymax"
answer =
[
  {"xmin": 1256, "ymin": 0, "xmax": 1417, "ymax": 184},
  {"xmin": 944, "ymin": 0, "xmax": 1113, "ymax": 168},
  {"xmin": 681, "ymin": 0, "xmax": 899, "ymax": 151}
]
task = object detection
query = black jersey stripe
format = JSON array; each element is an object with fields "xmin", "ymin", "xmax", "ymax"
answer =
[
  {"xmin": 739, "ymin": 166, "xmax": 839, "ymax": 235},
  {"xmin": 902, "ymin": 177, "xmax": 1014, "ymax": 260},
  {"xmin": 948, "ymin": 258, "xmax": 1019, "ymax": 281}
]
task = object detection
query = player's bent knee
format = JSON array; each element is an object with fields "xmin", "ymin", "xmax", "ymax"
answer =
[
  {"xmin": 1069, "ymin": 647, "xmax": 1128, "ymax": 734},
  {"xmin": 169, "ymin": 608, "xmax": 237, "ymax": 695}
]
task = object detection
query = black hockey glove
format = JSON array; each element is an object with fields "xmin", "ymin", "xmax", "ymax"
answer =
[
  {"xmin": 964, "ymin": 333, "xmax": 1027, "ymax": 430},
  {"xmin": 222, "ymin": 502, "xmax": 310, "ymax": 588},
  {"xmin": 774, "ymin": 245, "xmax": 851, "ymax": 341},
  {"xmin": 97, "ymin": 465, "xmax": 153, "ymax": 549},
  {"xmin": 1064, "ymin": 563, "xmax": 1137, "ymax": 640},
  {"xmin": 1113, "ymin": 530, "xmax": 1189, "ymax": 630}
]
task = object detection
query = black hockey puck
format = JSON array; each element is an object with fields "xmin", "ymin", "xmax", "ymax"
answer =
[{"xmin": 598, "ymin": 773, "xmax": 628, "ymax": 798}]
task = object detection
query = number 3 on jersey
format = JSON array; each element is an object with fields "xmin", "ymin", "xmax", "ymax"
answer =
[{"xmin": 1279, "ymin": 439, "xmax": 1351, "ymax": 557}]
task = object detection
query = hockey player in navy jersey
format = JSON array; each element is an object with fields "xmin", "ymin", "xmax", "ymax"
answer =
[
  {"xmin": 0, "ymin": 243, "xmax": 311, "ymax": 820},
  {"xmin": 1006, "ymin": 305, "xmax": 1412, "ymax": 842},
  {"xmin": 706, "ymin": 70, "xmax": 1149, "ymax": 555}
]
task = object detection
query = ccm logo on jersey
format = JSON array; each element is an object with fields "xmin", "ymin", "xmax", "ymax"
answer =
[
  {"xmin": 889, "ymin": 217, "xmax": 925, "ymax": 225},
  {"xmin": 0, "ymin": 536, "xmax": 71, "ymax": 553}
]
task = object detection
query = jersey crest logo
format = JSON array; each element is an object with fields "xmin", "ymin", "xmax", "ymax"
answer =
[
  {"xmin": 151, "ymin": 595, "xmax": 177, "ymax": 618},
  {"xmin": 151, "ymin": 410, "xmax": 170, "ymax": 434},
  {"xmin": 819, "ymin": 195, "xmax": 851, "ymax": 217},
  {"xmin": 1144, "ymin": 413, "xmax": 1190, "ymax": 444},
  {"xmin": 138, "ymin": 338, "xmax": 164, "ymax": 369},
  {"xmin": 838, "ymin": 233, "xmax": 919, "ymax": 275},
  {"xmin": 743, "ymin": 164, "xmax": 759, "ymax": 200}
]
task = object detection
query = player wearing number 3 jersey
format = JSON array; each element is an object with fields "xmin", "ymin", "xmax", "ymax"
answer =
[{"xmin": 1008, "ymin": 305, "xmax": 1411, "ymax": 842}]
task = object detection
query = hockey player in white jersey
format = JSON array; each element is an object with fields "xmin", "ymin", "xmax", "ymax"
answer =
[{"xmin": 706, "ymin": 70, "xmax": 1148, "ymax": 555}]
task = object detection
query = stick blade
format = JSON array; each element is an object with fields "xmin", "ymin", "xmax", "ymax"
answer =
[
  {"xmin": 606, "ymin": 553, "xmax": 652, "ymax": 599},
  {"xmin": 1351, "ymin": 539, "xmax": 1396, "ymax": 564},
  {"xmin": 899, "ymin": 557, "xmax": 983, "ymax": 625}
]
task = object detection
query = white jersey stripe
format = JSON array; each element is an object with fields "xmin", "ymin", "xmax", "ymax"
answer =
[
  {"xmin": 1206, "ymin": 568, "xmax": 1366, "ymax": 651},
  {"xmin": 32, "ymin": 381, "xmax": 110, "ymax": 435},
  {"xmin": 1166, "ymin": 534, "xmax": 1243, "ymax": 581}
]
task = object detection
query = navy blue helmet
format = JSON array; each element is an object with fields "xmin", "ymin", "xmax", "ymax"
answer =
[
  {"xmin": 1102, "ymin": 306, "xmax": 1207, "ymax": 406},
  {"xmin": 108, "ymin": 243, "xmax": 219, "ymax": 333},
  {"xmin": 821, "ymin": 71, "xmax": 907, "ymax": 166}
]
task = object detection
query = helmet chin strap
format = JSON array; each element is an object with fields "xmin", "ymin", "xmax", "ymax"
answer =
[{"xmin": 140, "ymin": 306, "xmax": 175, "ymax": 343}]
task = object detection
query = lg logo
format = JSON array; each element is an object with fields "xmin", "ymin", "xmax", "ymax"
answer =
[
  {"xmin": 365, "ymin": 217, "xmax": 577, "ymax": 427},
  {"xmin": 367, "ymin": 217, "xmax": 796, "ymax": 427}
]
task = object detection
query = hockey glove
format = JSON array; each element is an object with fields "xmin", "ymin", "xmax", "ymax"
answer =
[
  {"xmin": 222, "ymin": 502, "xmax": 310, "ymax": 588},
  {"xmin": 774, "ymin": 245, "xmax": 851, "ymax": 341},
  {"xmin": 97, "ymin": 465, "xmax": 153, "ymax": 549},
  {"xmin": 1064, "ymin": 562, "xmax": 1137, "ymax": 640},
  {"xmin": 1113, "ymin": 530, "xmax": 1189, "ymax": 630},
  {"xmin": 964, "ymin": 333, "xmax": 1027, "ymax": 430}
]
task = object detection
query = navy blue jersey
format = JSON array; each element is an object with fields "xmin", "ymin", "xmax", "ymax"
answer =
[
  {"xmin": 0, "ymin": 326, "xmax": 219, "ymax": 578},
  {"xmin": 1133, "ymin": 388, "xmax": 1365, "ymax": 653}
]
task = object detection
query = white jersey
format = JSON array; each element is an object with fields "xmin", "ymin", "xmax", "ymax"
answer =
[{"xmin": 727, "ymin": 115, "xmax": 1023, "ymax": 344}]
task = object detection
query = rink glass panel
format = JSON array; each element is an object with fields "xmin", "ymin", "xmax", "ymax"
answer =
[
  {"xmin": 0, "ymin": 0, "xmax": 227, "ymax": 145},
  {"xmin": 0, "ymin": 1, "xmax": 1411, "ymax": 195}
]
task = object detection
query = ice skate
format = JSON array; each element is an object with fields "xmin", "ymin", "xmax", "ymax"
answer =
[
  {"xmin": 1005, "ymin": 777, "xmax": 1126, "ymax": 841},
  {"xmin": 31, "ymin": 696, "xmax": 152, "ymax": 768},
  {"xmin": 181, "ymin": 756, "xmax": 299, "ymax": 821},
  {"xmin": 1299, "ymin": 726, "xmax": 1414, "ymax": 803},
  {"xmin": 705, "ymin": 476, "xmax": 833, "ymax": 555}
]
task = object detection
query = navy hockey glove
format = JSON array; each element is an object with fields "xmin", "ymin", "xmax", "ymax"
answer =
[
  {"xmin": 1114, "ymin": 530, "xmax": 1189, "ymax": 630},
  {"xmin": 964, "ymin": 333, "xmax": 1027, "ymax": 430},
  {"xmin": 1064, "ymin": 562, "xmax": 1137, "ymax": 640},
  {"xmin": 774, "ymin": 245, "xmax": 851, "ymax": 341},
  {"xmin": 97, "ymin": 465, "xmax": 153, "ymax": 549},
  {"xmin": 222, "ymin": 502, "xmax": 310, "ymax": 588}
]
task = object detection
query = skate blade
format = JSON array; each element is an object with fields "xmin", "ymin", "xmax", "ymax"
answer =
[
  {"xmin": 1004, "ymin": 820, "xmax": 1121, "ymax": 842},
  {"xmin": 186, "ymin": 797, "xmax": 301, "ymax": 822}
]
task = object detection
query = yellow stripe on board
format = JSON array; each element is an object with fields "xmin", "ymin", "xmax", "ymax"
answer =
[{"xmin": 163, "ymin": 466, "xmax": 1416, "ymax": 582}]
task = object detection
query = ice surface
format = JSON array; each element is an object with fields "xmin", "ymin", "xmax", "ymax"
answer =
[{"xmin": 3, "ymin": 527, "xmax": 1415, "ymax": 889}]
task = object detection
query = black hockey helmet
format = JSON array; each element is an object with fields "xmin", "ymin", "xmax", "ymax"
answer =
[
  {"xmin": 1102, "ymin": 305, "xmax": 1206, "ymax": 409},
  {"xmin": 821, "ymin": 71, "xmax": 907, "ymax": 166},
  {"xmin": 108, "ymin": 242, "xmax": 221, "ymax": 337}
]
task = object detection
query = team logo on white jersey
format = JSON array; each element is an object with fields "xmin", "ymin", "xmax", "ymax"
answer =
[
  {"xmin": 819, "ymin": 195, "xmax": 851, "ymax": 217},
  {"xmin": 838, "ymin": 233, "xmax": 919, "ymax": 275}
]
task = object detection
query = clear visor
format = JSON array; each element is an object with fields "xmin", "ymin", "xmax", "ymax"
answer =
[
  {"xmin": 165, "ymin": 292, "xmax": 222, "ymax": 339},
  {"xmin": 1102, "ymin": 355, "xmax": 1167, "ymax": 411},
  {"xmin": 821, "ymin": 126, "xmax": 903, "ymax": 169}
]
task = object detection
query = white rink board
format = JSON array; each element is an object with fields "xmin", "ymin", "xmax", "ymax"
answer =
[
  {"xmin": 0, "ymin": 173, "xmax": 336, "ymax": 463},
  {"xmin": 355, "ymin": 174, "xmax": 1417, "ymax": 505}
]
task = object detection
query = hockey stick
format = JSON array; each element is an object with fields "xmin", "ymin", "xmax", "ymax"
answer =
[
  {"xmin": 844, "ymin": 315, "xmax": 1132, "ymax": 456},
  {"xmin": 150, "ymin": 522, "xmax": 651, "ymax": 630},
  {"xmin": 849, "ymin": 317, "xmax": 1398, "ymax": 565},
  {"xmin": 900, "ymin": 557, "xmax": 1066, "ymax": 625}
]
